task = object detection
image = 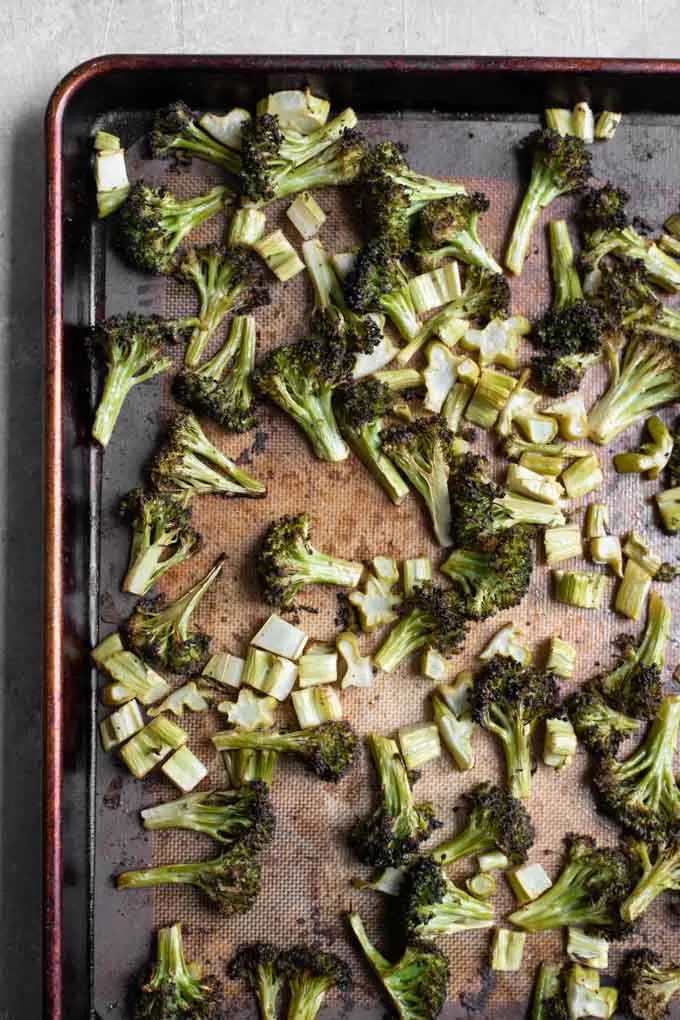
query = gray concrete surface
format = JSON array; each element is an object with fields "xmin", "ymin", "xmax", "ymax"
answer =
[{"xmin": 0, "ymin": 1, "xmax": 678, "ymax": 1016}]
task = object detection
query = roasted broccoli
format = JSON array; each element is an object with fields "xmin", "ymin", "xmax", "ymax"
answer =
[
  {"xmin": 228, "ymin": 943, "xmax": 285, "ymax": 1020},
  {"xmin": 213, "ymin": 721, "xmax": 359, "ymax": 782},
  {"xmin": 281, "ymin": 946, "xmax": 350, "ymax": 1020},
  {"xmin": 567, "ymin": 681, "xmax": 640, "ymax": 758},
  {"xmin": 529, "ymin": 962, "xmax": 569, "ymax": 1020},
  {"xmin": 150, "ymin": 100, "xmax": 241, "ymax": 173},
  {"xmin": 334, "ymin": 379, "xmax": 409, "ymax": 505},
  {"xmin": 593, "ymin": 255, "xmax": 680, "ymax": 339},
  {"xmin": 343, "ymin": 238, "xmax": 419, "ymax": 341},
  {"xmin": 399, "ymin": 856, "xmax": 495, "ymax": 940},
  {"xmin": 505, "ymin": 129, "xmax": 592, "ymax": 275},
  {"xmin": 120, "ymin": 488, "xmax": 201, "ymax": 596},
  {"xmin": 90, "ymin": 314, "xmax": 173, "ymax": 448},
  {"xmin": 118, "ymin": 842, "xmax": 261, "ymax": 913},
  {"xmin": 594, "ymin": 695, "xmax": 680, "ymax": 840},
  {"xmin": 133, "ymin": 923, "xmax": 218, "ymax": 1020},
  {"xmin": 470, "ymin": 656, "xmax": 560, "ymax": 799},
  {"xmin": 440, "ymin": 526, "xmax": 533, "ymax": 619},
  {"xmin": 149, "ymin": 412, "xmax": 266, "ymax": 499},
  {"xmin": 256, "ymin": 512, "xmax": 363, "ymax": 611},
  {"xmin": 621, "ymin": 838, "xmax": 680, "ymax": 922},
  {"xmin": 431, "ymin": 782, "xmax": 534, "ymax": 866},
  {"xmin": 302, "ymin": 237, "xmax": 382, "ymax": 353},
  {"xmin": 348, "ymin": 734, "xmax": 441, "ymax": 868},
  {"xmin": 373, "ymin": 582, "xmax": 468, "ymax": 674},
  {"xmin": 173, "ymin": 315, "xmax": 258, "ymax": 431},
  {"xmin": 414, "ymin": 192, "xmax": 501, "ymax": 273},
  {"xmin": 347, "ymin": 910, "xmax": 449, "ymax": 1020},
  {"xmin": 120, "ymin": 182, "xmax": 231, "ymax": 274},
  {"xmin": 140, "ymin": 782, "xmax": 275, "ymax": 849},
  {"xmin": 508, "ymin": 834, "xmax": 638, "ymax": 934},
  {"xmin": 122, "ymin": 554, "xmax": 224, "ymax": 675},
  {"xmin": 176, "ymin": 244, "xmax": 269, "ymax": 366},
  {"xmin": 618, "ymin": 948, "xmax": 680, "ymax": 1020}
]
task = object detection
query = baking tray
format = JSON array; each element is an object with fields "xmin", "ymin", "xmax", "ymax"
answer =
[{"xmin": 45, "ymin": 56, "xmax": 680, "ymax": 1020}]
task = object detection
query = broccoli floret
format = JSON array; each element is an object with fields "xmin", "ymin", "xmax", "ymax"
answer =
[
  {"xmin": 240, "ymin": 110, "xmax": 365, "ymax": 203},
  {"xmin": 90, "ymin": 314, "xmax": 173, "ymax": 448},
  {"xmin": 414, "ymin": 193, "xmax": 501, "ymax": 273},
  {"xmin": 149, "ymin": 412, "xmax": 266, "ymax": 499},
  {"xmin": 508, "ymin": 834, "xmax": 638, "ymax": 934},
  {"xmin": 177, "ymin": 244, "xmax": 269, "ymax": 366},
  {"xmin": 133, "ymin": 923, "xmax": 218, "ymax": 1020},
  {"xmin": 343, "ymin": 238, "xmax": 420, "ymax": 341},
  {"xmin": 255, "ymin": 512, "xmax": 363, "ymax": 612},
  {"xmin": 140, "ymin": 782, "xmax": 275, "ymax": 850},
  {"xmin": 118, "ymin": 842, "xmax": 261, "ymax": 913},
  {"xmin": 593, "ymin": 256, "xmax": 680, "ymax": 339},
  {"xmin": 399, "ymin": 856, "xmax": 495, "ymax": 940},
  {"xmin": 334, "ymin": 379, "xmax": 410, "ymax": 505},
  {"xmin": 254, "ymin": 337, "xmax": 355, "ymax": 462},
  {"xmin": 213, "ymin": 721, "xmax": 359, "ymax": 782},
  {"xmin": 505, "ymin": 129, "xmax": 592, "ymax": 275},
  {"xmin": 431, "ymin": 781, "xmax": 534, "ymax": 866},
  {"xmin": 470, "ymin": 656, "xmax": 560, "ymax": 799},
  {"xmin": 373, "ymin": 582, "xmax": 468, "ymax": 674},
  {"xmin": 594, "ymin": 695, "xmax": 680, "ymax": 840},
  {"xmin": 567, "ymin": 681, "xmax": 641, "ymax": 758},
  {"xmin": 120, "ymin": 182, "xmax": 231, "ymax": 274},
  {"xmin": 302, "ymin": 238, "xmax": 382, "ymax": 353},
  {"xmin": 380, "ymin": 417, "xmax": 460, "ymax": 546},
  {"xmin": 120, "ymin": 488, "xmax": 201, "ymax": 596},
  {"xmin": 348, "ymin": 734, "xmax": 441, "ymax": 868},
  {"xmin": 620, "ymin": 839, "xmax": 680, "ymax": 922},
  {"xmin": 347, "ymin": 910, "xmax": 449, "ymax": 1020},
  {"xmin": 531, "ymin": 301, "xmax": 607, "ymax": 396},
  {"xmin": 441, "ymin": 526, "xmax": 533, "ymax": 619},
  {"xmin": 281, "ymin": 946, "xmax": 350, "ymax": 1020},
  {"xmin": 619, "ymin": 948, "xmax": 680, "ymax": 1020},
  {"xmin": 228, "ymin": 943, "xmax": 285, "ymax": 1020},
  {"xmin": 122, "ymin": 555, "xmax": 224, "ymax": 675},
  {"xmin": 150, "ymin": 100, "xmax": 241, "ymax": 174},
  {"xmin": 529, "ymin": 962, "xmax": 569, "ymax": 1020},
  {"xmin": 173, "ymin": 315, "xmax": 258, "ymax": 431},
  {"xmin": 354, "ymin": 140, "xmax": 467, "ymax": 253}
]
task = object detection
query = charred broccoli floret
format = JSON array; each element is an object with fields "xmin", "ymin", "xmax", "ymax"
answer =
[
  {"xmin": 399, "ymin": 856, "xmax": 495, "ymax": 940},
  {"xmin": 228, "ymin": 943, "xmax": 285, "ymax": 1020},
  {"xmin": 120, "ymin": 182, "xmax": 231, "ymax": 274},
  {"xmin": 120, "ymin": 488, "xmax": 201, "ymax": 596},
  {"xmin": 441, "ymin": 526, "xmax": 533, "ymax": 619},
  {"xmin": 334, "ymin": 379, "xmax": 409, "ymax": 505},
  {"xmin": 90, "ymin": 314, "xmax": 173, "ymax": 448},
  {"xmin": 213, "ymin": 721, "xmax": 359, "ymax": 782},
  {"xmin": 281, "ymin": 946, "xmax": 350, "ymax": 1020},
  {"xmin": 133, "ymin": 923, "xmax": 218, "ymax": 1020},
  {"xmin": 593, "ymin": 255, "xmax": 680, "ymax": 339},
  {"xmin": 343, "ymin": 238, "xmax": 419, "ymax": 341},
  {"xmin": 149, "ymin": 412, "xmax": 266, "ymax": 499},
  {"xmin": 618, "ymin": 948, "xmax": 680, "ymax": 1020},
  {"xmin": 348, "ymin": 734, "xmax": 441, "ymax": 868},
  {"xmin": 347, "ymin": 910, "xmax": 449, "ymax": 1020},
  {"xmin": 255, "ymin": 512, "xmax": 363, "ymax": 612},
  {"xmin": 150, "ymin": 100, "xmax": 241, "ymax": 174},
  {"xmin": 566, "ymin": 680, "xmax": 640, "ymax": 758},
  {"xmin": 122, "ymin": 555, "xmax": 224, "ymax": 675},
  {"xmin": 505, "ymin": 129, "xmax": 592, "ymax": 275},
  {"xmin": 176, "ymin": 244, "xmax": 269, "ymax": 366},
  {"xmin": 140, "ymin": 782, "xmax": 275, "ymax": 849},
  {"xmin": 173, "ymin": 315, "xmax": 258, "ymax": 431},
  {"xmin": 594, "ymin": 695, "xmax": 680, "ymax": 840},
  {"xmin": 373, "ymin": 582, "xmax": 468, "ymax": 674},
  {"xmin": 620, "ymin": 838, "xmax": 680, "ymax": 922},
  {"xmin": 414, "ymin": 192, "xmax": 501, "ymax": 273},
  {"xmin": 508, "ymin": 834, "xmax": 638, "ymax": 934},
  {"xmin": 431, "ymin": 782, "xmax": 534, "ymax": 867},
  {"xmin": 302, "ymin": 237, "xmax": 382, "ymax": 353},
  {"xmin": 470, "ymin": 656, "xmax": 560, "ymax": 799}
]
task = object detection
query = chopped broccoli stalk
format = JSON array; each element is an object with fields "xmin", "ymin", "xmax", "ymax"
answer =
[
  {"xmin": 561, "ymin": 453, "xmax": 603, "ymax": 498},
  {"xmin": 151, "ymin": 100, "xmax": 241, "ymax": 172},
  {"xmin": 291, "ymin": 686, "xmax": 343, "ymax": 728},
  {"xmin": 119, "ymin": 716, "xmax": 188, "ymax": 779},
  {"xmin": 546, "ymin": 637, "xmax": 577, "ymax": 677},
  {"xmin": 95, "ymin": 640, "xmax": 171, "ymax": 707},
  {"xmin": 656, "ymin": 485, "xmax": 680, "ymax": 532},
  {"xmin": 471, "ymin": 656, "xmax": 560, "ymax": 799},
  {"xmin": 403, "ymin": 558, "xmax": 432, "ymax": 598},
  {"xmin": 298, "ymin": 652, "xmax": 338, "ymax": 688},
  {"xmin": 120, "ymin": 488, "xmax": 201, "ymax": 596},
  {"xmin": 618, "ymin": 948, "xmax": 680, "ymax": 1020},
  {"xmin": 478, "ymin": 850, "xmax": 510, "ymax": 872},
  {"xmin": 621, "ymin": 841, "xmax": 680, "ymax": 921},
  {"xmin": 149, "ymin": 413, "xmax": 266, "ymax": 499},
  {"xmin": 91, "ymin": 315, "xmax": 173, "ymax": 448},
  {"xmin": 431, "ymin": 781, "xmax": 535, "ymax": 867},
  {"xmin": 349, "ymin": 573, "xmax": 402, "ymax": 631},
  {"xmin": 591, "ymin": 535, "xmax": 623, "ymax": 577},
  {"xmin": 256, "ymin": 512, "xmax": 363, "ymax": 611},
  {"xmin": 100, "ymin": 700, "xmax": 145, "ymax": 752},
  {"xmin": 462, "ymin": 316, "xmax": 530, "ymax": 372},
  {"xmin": 400, "ymin": 856, "xmax": 495, "ymax": 940},
  {"xmin": 256, "ymin": 89, "xmax": 330, "ymax": 132},
  {"xmin": 282, "ymin": 946, "xmax": 350, "ymax": 1020},
  {"xmin": 147, "ymin": 680, "xmax": 211, "ymax": 718},
  {"xmin": 567, "ymin": 929, "xmax": 609, "ymax": 970},
  {"xmin": 287, "ymin": 192, "xmax": 327, "ymax": 239},
  {"xmin": 117, "ymin": 843, "xmax": 261, "ymax": 913},
  {"xmin": 544, "ymin": 524, "xmax": 584, "ymax": 566},
  {"xmin": 141, "ymin": 782, "xmax": 275, "ymax": 849},
  {"xmin": 544, "ymin": 717, "xmax": 577, "ymax": 768},
  {"xmin": 549, "ymin": 219, "xmax": 584, "ymax": 307},
  {"xmin": 408, "ymin": 263, "xmax": 462, "ymax": 315},
  {"xmin": 122, "ymin": 555, "xmax": 224, "ymax": 675},
  {"xmin": 432, "ymin": 687, "xmax": 476, "ymax": 771},
  {"xmin": 584, "ymin": 502, "xmax": 609, "ymax": 538},
  {"xmin": 120, "ymin": 182, "xmax": 231, "ymax": 274},
  {"xmin": 567, "ymin": 682, "xmax": 641, "ymax": 758},
  {"xmin": 228, "ymin": 943, "xmax": 285, "ymax": 1020},
  {"xmin": 465, "ymin": 369, "xmax": 517, "ymax": 429},
  {"xmin": 338, "ymin": 632, "xmax": 374, "ymax": 689},
  {"xmin": 221, "ymin": 689, "xmax": 279, "ymax": 728},
  {"xmin": 251, "ymin": 614, "xmax": 308, "ymax": 660},
  {"xmin": 546, "ymin": 394, "xmax": 588, "ymax": 440},
  {"xmin": 347, "ymin": 910, "xmax": 449, "ymax": 1020},
  {"xmin": 421, "ymin": 647, "xmax": 448, "ymax": 682},
  {"xmin": 335, "ymin": 379, "xmax": 409, "ymax": 504},
  {"xmin": 414, "ymin": 192, "xmax": 501, "ymax": 273},
  {"xmin": 615, "ymin": 558, "xmax": 652, "ymax": 620},
  {"xmin": 565, "ymin": 964, "xmax": 617, "ymax": 1018},
  {"xmin": 530, "ymin": 961, "xmax": 568, "ymax": 1020},
  {"xmin": 479, "ymin": 624, "xmax": 532, "ymax": 665},
  {"xmin": 161, "ymin": 746, "xmax": 209, "ymax": 793},
  {"xmin": 213, "ymin": 721, "xmax": 358, "ymax": 782},
  {"xmin": 507, "ymin": 463, "xmax": 564, "ymax": 504},
  {"xmin": 622, "ymin": 532, "xmax": 666, "ymax": 577},
  {"xmin": 508, "ymin": 834, "xmax": 638, "ymax": 934},
  {"xmin": 491, "ymin": 929, "xmax": 526, "ymax": 972},
  {"xmin": 398, "ymin": 723, "xmax": 441, "ymax": 770},
  {"xmin": 134, "ymin": 922, "xmax": 217, "ymax": 1019},
  {"xmin": 423, "ymin": 342, "xmax": 458, "ymax": 413},
  {"xmin": 553, "ymin": 570, "xmax": 607, "ymax": 610},
  {"xmin": 199, "ymin": 107, "xmax": 251, "ymax": 150},
  {"xmin": 595, "ymin": 111, "xmax": 622, "ymax": 139},
  {"xmin": 228, "ymin": 206, "xmax": 267, "ymax": 247},
  {"xmin": 173, "ymin": 315, "xmax": 259, "ymax": 431},
  {"xmin": 466, "ymin": 872, "xmax": 496, "ymax": 898},
  {"xmin": 254, "ymin": 230, "xmax": 305, "ymax": 281},
  {"xmin": 441, "ymin": 527, "xmax": 533, "ymax": 620},
  {"xmin": 509, "ymin": 862, "xmax": 553, "ymax": 903},
  {"xmin": 373, "ymin": 582, "xmax": 467, "ymax": 674}
]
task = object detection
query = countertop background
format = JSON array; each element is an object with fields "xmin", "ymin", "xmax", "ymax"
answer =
[{"xmin": 1, "ymin": 2, "xmax": 679, "ymax": 1016}]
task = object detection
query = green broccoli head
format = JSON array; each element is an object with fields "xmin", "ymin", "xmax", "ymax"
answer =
[
  {"xmin": 441, "ymin": 526, "xmax": 534, "ymax": 619},
  {"xmin": 620, "ymin": 837, "xmax": 680, "ymax": 923},
  {"xmin": 593, "ymin": 255, "xmax": 665, "ymax": 332},
  {"xmin": 343, "ymin": 237, "xmax": 409, "ymax": 314},
  {"xmin": 120, "ymin": 487, "xmax": 202, "ymax": 596},
  {"xmin": 459, "ymin": 265, "xmax": 512, "ymax": 321},
  {"xmin": 134, "ymin": 923, "xmax": 218, "ymax": 1020},
  {"xmin": 448, "ymin": 453, "xmax": 502, "ymax": 546},
  {"xmin": 150, "ymin": 100, "xmax": 241, "ymax": 174},
  {"xmin": 213, "ymin": 721, "xmax": 359, "ymax": 783},
  {"xmin": 414, "ymin": 192, "xmax": 501, "ymax": 274},
  {"xmin": 432, "ymin": 781, "xmax": 535, "ymax": 867},
  {"xmin": 579, "ymin": 183, "xmax": 631, "ymax": 235},
  {"xmin": 566, "ymin": 680, "xmax": 641, "ymax": 759},
  {"xmin": 531, "ymin": 300, "xmax": 607, "ymax": 396},
  {"xmin": 228, "ymin": 942, "xmax": 285, "ymax": 1020},
  {"xmin": 141, "ymin": 782, "xmax": 275, "ymax": 850},
  {"xmin": 281, "ymin": 946, "xmax": 350, "ymax": 1020},
  {"xmin": 618, "ymin": 948, "xmax": 680, "ymax": 1020},
  {"xmin": 373, "ymin": 582, "xmax": 468, "ymax": 673},
  {"xmin": 399, "ymin": 856, "xmax": 495, "ymax": 940}
]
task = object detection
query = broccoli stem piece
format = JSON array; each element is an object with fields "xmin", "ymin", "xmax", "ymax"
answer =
[
  {"xmin": 549, "ymin": 219, "xmax": 583, "ymax": 308},
  {"xmin": 140, "ymin": 783, "xmax": 275, "ymax": 849},
  {"xmin": 530, "ymin": 962, "xmax": 568, "ymax": 1020},
  {"xmin": 135, "ymin": 922, "xmax": 216, "ymax": 1019},
  {"xmin": 213, "ymin": 721, "xmax": 358, "ymax": 782},
  {"xmin": 621, "ymin": 841, "xmax": 680, "ymax": 921}
]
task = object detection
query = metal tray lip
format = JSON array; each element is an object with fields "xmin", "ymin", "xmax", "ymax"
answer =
[{"xmin": 43, "ymin": 51, "xmax": 680, "ymax": 1020}]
